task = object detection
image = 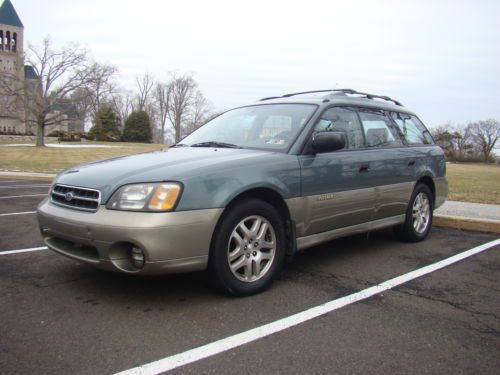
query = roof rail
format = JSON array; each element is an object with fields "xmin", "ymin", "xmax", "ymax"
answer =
[
  {"xmin": 281, "ymin": 89, "xmax": 340, "ymax": 98},
  {"xmin": 261, "ymin": 89, "xmax": 403, "ymax": 106},
  {"xmin": 259, "ymin": 96, "xmax": 281, "ymax": 101}
]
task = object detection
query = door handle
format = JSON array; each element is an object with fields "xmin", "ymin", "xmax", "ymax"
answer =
[
  {"xmin": 408, "ymin": 160, "xmax": 415, "ymax": 167},
  {"xmin": 359, "ymin": 164, "xmax": 370, "ymax": 173}
]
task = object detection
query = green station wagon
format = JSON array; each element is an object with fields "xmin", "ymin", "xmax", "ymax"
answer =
[{"xmin": 37, "ymin": 89, "xmax": 447, "ymax": 296}]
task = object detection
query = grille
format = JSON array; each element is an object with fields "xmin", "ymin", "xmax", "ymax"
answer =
[
  {"xmin": 45, "ymin": 237, "xmax": 100, "ymax": 262},
  {"xmin": 51, "ymin": 184, "xmax": 101, "ymax": 212}
]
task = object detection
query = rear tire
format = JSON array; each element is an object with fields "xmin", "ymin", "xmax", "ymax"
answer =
[
  {"xmin": 396, "ymin": 183, "xmax": 433, "ymax": 242},
  {"xmin": 209, "ymin": 198, "xmax": 286, "ymax": 296}
]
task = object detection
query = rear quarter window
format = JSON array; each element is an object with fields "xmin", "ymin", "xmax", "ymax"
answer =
[{"xmin": 390, "ymin": 112, "xmax": 433, "ymax": 145}]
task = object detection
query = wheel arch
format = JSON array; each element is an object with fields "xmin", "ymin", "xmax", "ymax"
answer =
[
  {"xmin": 415, "ymin": 175, "xmax": 436, "ymax": 206},
  {"xmin": 208, "ymin": 187, "xmax": 296, "ymax": 263}
]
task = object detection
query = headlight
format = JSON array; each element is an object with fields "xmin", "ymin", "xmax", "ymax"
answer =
[{"xmin": 106, "ymin": 183, "xmax": 182, "ymax": 212}]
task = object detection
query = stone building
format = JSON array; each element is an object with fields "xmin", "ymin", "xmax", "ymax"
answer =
[{"xmin": 0, "ymin": 0, "xmax": 83, "ymax": 135}]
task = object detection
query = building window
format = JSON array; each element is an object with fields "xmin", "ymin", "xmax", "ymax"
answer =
[{"xmin": 5, "ymin": 31, "xmax": 10, "ymax": 51}]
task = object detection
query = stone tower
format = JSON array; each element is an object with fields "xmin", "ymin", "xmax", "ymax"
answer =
[{"xmin": 0, "ymin": 0, "xmax": 26, "ymax": 133}]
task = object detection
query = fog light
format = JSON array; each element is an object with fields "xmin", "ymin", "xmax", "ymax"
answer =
[{"xmin": 130, "ymin": 247, "xmax": 145, "ymax": 269}]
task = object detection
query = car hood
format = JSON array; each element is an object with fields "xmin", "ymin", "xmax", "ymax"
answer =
[{"xmin": 55, "ymin": 147, "xmax": 279, "ymax": 201}]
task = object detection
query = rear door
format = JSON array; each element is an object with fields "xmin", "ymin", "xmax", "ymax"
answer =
[
  {"xmin": 389, "ymin": 110, "xmax": 438, "ymax": 199},
  {"xmin": 356, "ymin": 108, "xmax": 414, "ymax": 221}
]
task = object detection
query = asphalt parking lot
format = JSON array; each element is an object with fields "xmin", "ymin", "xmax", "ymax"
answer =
[{"xmin": 0, "ymin": 179, "xmax": 499, "ymax": 375}]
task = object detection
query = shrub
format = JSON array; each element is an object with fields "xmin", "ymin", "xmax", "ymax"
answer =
[
  {"xmin": 58, "ymin": 134, "xmax": 81, "ymax": 142},
  {"xmin": 47, "ymin": 130, "xmax": 67, "ymax": 138},
  {"xmin": 88, "ymin": 105, "xmax": 121, "ymax": 141},
  {"xmin": 122, "ymin": 110, "xmax": 152, "ymax": 143}
]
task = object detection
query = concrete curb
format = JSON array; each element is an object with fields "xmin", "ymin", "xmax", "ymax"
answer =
[
  {"xmin": 434, "ymin": 214, "xmax": 500, "ymax": 235},
  {"xmin": 0, "ymin": 172, "xmax": 56, "ymax": 181}
]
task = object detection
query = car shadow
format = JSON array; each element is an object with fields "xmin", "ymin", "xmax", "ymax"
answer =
[
  {"xmin": 57, "ymin": 229, "xmax": 398, "ymax": 303},
  {"xmin": 55, "ymin": 226, "xmax": 495, "ymax": 305}
]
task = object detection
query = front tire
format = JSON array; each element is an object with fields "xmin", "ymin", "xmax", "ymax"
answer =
[
  {"xmin": 209, "ymin": 198, "xmax": 286, "ymax": 296},
  {"xmin": 396, "ymin": 183, "xmax": 433, "ymax": 242}
]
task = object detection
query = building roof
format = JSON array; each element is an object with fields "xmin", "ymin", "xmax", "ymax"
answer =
[
  {"xmin": 0, "ymin": 0, "xmax": 23, "ymax": 28},
  {"xmin": 24, "ymin": 65, "xmax": 38, "ymax": 80},
  {"xmin": 51, "ymin": 101, "xmax": 79, "ymax": 119}
]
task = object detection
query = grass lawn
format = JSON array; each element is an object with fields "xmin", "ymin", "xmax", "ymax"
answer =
[
  {"xmin": 0, "ymin": 142, "xmax": 166, "ymax": 173},
  {"xmin": 446, "ymin": 163, "xmax": 500, "ymax": 204}
]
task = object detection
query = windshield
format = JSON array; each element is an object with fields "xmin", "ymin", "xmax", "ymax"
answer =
[{"xmin": 179, "ymin": 104, "xmax": 317, "ymax": 151}]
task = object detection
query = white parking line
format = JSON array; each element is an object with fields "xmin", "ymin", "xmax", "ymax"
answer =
[
  {"xmin": 0, "ymin": 184, "xmax": 49, "ymax": 189},
  {"xmin": 0, "ymin": 246, "xmax": 48, "ymax": 255},
  {"xmin": 114, "ymin": 238, "xmax": 500, "ymax": 375},
  {"xmin": 0, "ymin": 194, "xmax": 46, "ymax": 199},
  {"xmin": 0, "ymin": 211, "xmax": 37, "ymax": 217},
  {"xmin": 0, "ymin": 180, "xmax": 23, "ymax": 183}
]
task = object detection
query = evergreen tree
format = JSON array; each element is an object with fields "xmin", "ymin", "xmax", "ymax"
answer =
[
  {"xmin": 122, "ymin": 110, "xmax": 152, "ymax": 143},
  {"xmin": 88, "ymin": 105, "xmax": 121, "ymax": 141}
]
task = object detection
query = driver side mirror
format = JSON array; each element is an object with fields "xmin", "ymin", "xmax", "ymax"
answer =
[{"xmin": 311, "ymin": 131, "xmax": 346, "ymax": 153}]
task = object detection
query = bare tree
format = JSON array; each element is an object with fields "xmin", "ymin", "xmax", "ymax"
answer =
[
  {"xmin": 85, "ymin": 63, "xmax": 118, "ymax": 111},
  {"xmin": 432, "ymin": 123, "xmax": 473, "ymax": 162},
  {"xmin": 154, "ymin": 82, "xmax": 172, "ymax": 144},
  {"xmin": 0, "ymin": 37, "xmax": 113, "ymax": 146},
  {"xmin": 166, "ymin": 73, "xmax": 197, "ymax": 143},
  {"xmin": 453, "ymin": 125, "xmax": 473, "ymax": 161},
  {"xmin": 69, "ymin": 87, "xmax": 94, "ymax": 130},
  {"xmin": 468, "ymin": 119, "xmax": 500, "ymax": 162},
  {"xmin": 66, "ymin": 64, "xmax": 117, "ymax": 131},
  {"xmin": 135, "ymin": 73, "xmax": 154, "ymax": 111},
  {"xmin": 110, "ymin": 90, "xmax": 134, "ymax": 132},
  {"xmin": 145, "ymin": 100, "xmax": 160, "ymax": 143},
  {"xmin": 183, "ymin": 91, "xmax": 212, "ymax": 137},
  {"xmin": 133, "ymin": 73, "xmax": 160, "ymax": 141}
]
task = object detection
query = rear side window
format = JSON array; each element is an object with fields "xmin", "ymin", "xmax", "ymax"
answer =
[
  {"xmin": 390, "ymin": 112, "xmax": 433, "ymax": 145},
  {"xmin": 358, "ymin": 109, "xmax": 403, "ymax": 148},
  {"xmin": 313, "ymin": 107, "xmax": 364, "ymax": 149}
]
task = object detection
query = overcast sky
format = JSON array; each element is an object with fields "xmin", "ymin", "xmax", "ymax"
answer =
[{"xmin": 10, "ymin": 0, "xmax": 500, "ymax": 127}]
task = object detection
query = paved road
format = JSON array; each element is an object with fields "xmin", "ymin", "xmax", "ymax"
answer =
[{"xmin": 0, "ymin": 180, "xmax": 499, "ymax": 375}]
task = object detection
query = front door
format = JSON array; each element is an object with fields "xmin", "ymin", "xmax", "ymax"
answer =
[{"xmin": 298, "ymin": 106, "xmax": 375, "ymax": 236}]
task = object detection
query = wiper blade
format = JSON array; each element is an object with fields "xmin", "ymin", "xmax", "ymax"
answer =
[
  {"xmin": 170, "ymin": 143, "xmax": 189, "ymax": 148},
  {"xmin": 190, "ymin": 141, "xmax": 241, "ymax": 149}
]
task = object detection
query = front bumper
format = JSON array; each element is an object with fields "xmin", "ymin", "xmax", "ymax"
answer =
[{"xmin": 37, "ymin": 198, "xmax": 223, "ymax": 274}]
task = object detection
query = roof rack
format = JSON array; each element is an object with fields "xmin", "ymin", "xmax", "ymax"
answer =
[
  {"xmin": 260, "ymin": 89, "xmax": 403, "ymax": 106},
  {"xmin": 259, "ymin": 96, "xmax": 281, "ymax": 101}
]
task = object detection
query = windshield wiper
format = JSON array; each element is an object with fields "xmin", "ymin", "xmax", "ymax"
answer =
[
  {"xmin": 190, "ymin": 141, "xmax": 241, "ymax": 149},
  {"xmin": 170, "ymin": 143, "xmax": 189, "ymax": 148}
]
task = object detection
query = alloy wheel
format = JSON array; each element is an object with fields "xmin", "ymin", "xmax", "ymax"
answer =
[
  {"xmin": 227, "ymin": 215, "xmax": 276, "ymax": 283},
  {"xmin": 412, "ymin": 192, "xmax": 430, "ymax": 234}
]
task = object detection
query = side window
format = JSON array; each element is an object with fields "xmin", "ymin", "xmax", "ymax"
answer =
[
  {"xmin": 358, "ymin": 109, "xmax": 402, "ymax": 148},
  {"xmin": 390, "ymin": 112, "xmax": 433, "ymax": 145},
  {"xmin": 313, "ymin": 107, "xmax": 364, "ymax": 149}
]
